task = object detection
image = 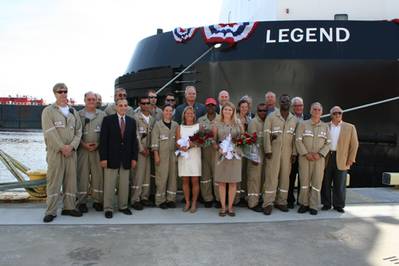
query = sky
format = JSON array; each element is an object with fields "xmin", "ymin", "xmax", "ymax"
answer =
[{"xmin": 0, "ymin": 0, "xmax": 223, "ymax": 104}]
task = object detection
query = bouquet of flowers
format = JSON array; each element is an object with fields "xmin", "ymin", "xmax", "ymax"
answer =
[
  {"xmin": 217, "ymin": 133, "xmax": 241, "ymax": 164},
  {"xmin": 234, "ymin": 132, "xmax": 261, "ymax": 163},
  {"xmin": 189, "ymin": 129, "xmax": 214, "ymax": 147}
]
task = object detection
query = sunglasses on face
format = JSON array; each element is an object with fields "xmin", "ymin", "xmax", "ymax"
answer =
[
  {"xmin": 56, "ymin": 90, "xmax": 68, "ymax": 94},
  {"xmin": 149, "ymin": 96, "xmax": 157, "ymax": 99},
  {"xmin": 332, "ymin": 112, "xmax": 342, "ymax": 115},
  {"xmin": 117, "ymin": 93, "xmax": 127, "ymax": 97},
  {"xmin": 257, "ymin": 109, "xmax": 267, "ymax": 112},
  {"xmin": 140, "ymin": 102, "xmax": 150, "ymax": 105}
]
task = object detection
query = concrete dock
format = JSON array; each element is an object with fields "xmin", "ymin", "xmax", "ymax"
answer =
[{"xmin": 0, "ymin": 187, "xmax": 398, "ymax": 266}]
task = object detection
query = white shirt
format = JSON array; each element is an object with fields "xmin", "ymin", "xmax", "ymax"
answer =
[
  {"xmin": 117, "ymin": 114, "xmax": 126, "ymax": 127},
  {"xmin": 330, "ymin": 121, "xmax": 342, "ymax": 151},
  {"xmin": 141, "ymin": 112, "xmax": 150, "ymax": 125},
  {"xmin": 59, "ymin": 105, "xmax": 70, "ymax": 117}
]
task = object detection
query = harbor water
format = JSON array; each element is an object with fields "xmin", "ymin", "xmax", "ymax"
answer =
[{"xmin": 0, "ymin": 130, "xmax": 46, "ymax": 183}]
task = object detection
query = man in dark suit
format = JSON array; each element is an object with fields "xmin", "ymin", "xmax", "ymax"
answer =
[{"xmin": 100, "ymin": 98, "xmax": 138, "ymax": 218}]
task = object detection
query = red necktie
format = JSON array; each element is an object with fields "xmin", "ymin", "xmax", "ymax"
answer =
[{"xmin": 120, "ymin": 117, "xmax": 125, "ymax": 138}]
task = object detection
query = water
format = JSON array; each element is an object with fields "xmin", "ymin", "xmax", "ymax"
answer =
[{"xmin": 0, "ymin": 130, "xmax": 46, "ymax": 183}]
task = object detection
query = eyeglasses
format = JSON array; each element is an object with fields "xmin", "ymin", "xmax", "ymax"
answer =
[
  {"xmin": 56, "ymin": 90, "xmax": 68, "ymax": 94},
  {"xmin": 149, "ymin": 96, "xmax": 157, "ymax": 99},
  {"xmin": 257, "ymin": 109, "xmax": 267, "ymax": 112},
  {"xmin": 117, "ymin": 93, "xmax": 127, "ymax": 97},
  {"xmin": 332, "ymin": 112, "xmax": 342, "ymax": 115},
  {"xmin": 140, "ymin": 102, "xmax": 150, "ymax": 105}
]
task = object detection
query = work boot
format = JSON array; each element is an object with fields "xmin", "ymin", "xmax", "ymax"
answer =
[
  {"xmin": 132, "ymin": 201, "xmax": 144, "ymax": 211},
  {"xmin": 297, "ymin": 205, "xmax": 309, "ymax": 214},
  {"xmin": 159, "ymin": 202, "xmax": 168, "ymax": 209},
  {"xmin": 119, "ymin": 208, "xmax": 132, "ymax": 215},
  {"xmin": 43, "ymin": 214, "xmax": 56, "ymax": 223},
  {"xmin": 321, "ymin": 205, "xmax": 331, "ymax": 211},
  {"xmin": 61, "ymin": 209, "xmax": 82, "ymax": 217},
  {"xmin": 309, "ymin": 208, "xmax": 318, "ymax": 215},
  {"xmin": 249, "ymin": 204, "xmax": 263, "ymax": 213},
  {"xmin": 263, "ymin": 205, "xmax": 273, "ymax": 215},
  {"xmin": 78, "ymin": 204, "xmax": 88, "ymax": 213},
  {"xmin": 166, "ymin": 201, "xmax": 176, "ymax": 208},
  {"xmin": 141, "ymin": 199, "xmax": 153, "ymax": 207},
  {"xmin": 275, "ymin": 204, "xmax": 289, "ymax": 212},
  {"xmin": 105, "ymin": 211, "xmax": 113, "ymax": 219}
]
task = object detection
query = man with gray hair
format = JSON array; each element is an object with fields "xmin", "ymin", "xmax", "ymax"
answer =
[
  {"xmin": 295, "ymin": 102, "xmax": 331, "ymax": 215},
  {"xmin": 104, "ymin": 87, "xmax": 135, "ymax": 118},
  {"xmin": 77, "ymin": 92, "xmax": 106, "ymax": 213},
  {"xmin": 217, "ymin": 90, "xmax": 230, "ymax": 113},
  {"xmin": 321, "ymin": 106, "xmax": 359, "ymax": 213},
  {"xmin": 173, "ymin": 86, "xmax": 206, "ymax": 124},
  {"xmin": 265, "ymin": 91, "xmax": 278, "ymax": 115}
]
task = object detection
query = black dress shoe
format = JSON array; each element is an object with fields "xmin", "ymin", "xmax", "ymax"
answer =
[
  {"xmin": 309, "ymin": 208, "xmax": 318, "ymax": 215},
  {"xmin": 287, "ymin": 202, "xmax": 295, "ymax": 209},
  {"xmin": 61, "ymin": 209, "xmax": 82, "ymax": 217},
  {"xmin": 132, "ymin": 201, "xmax": 144, "ymax": 210},
  {"xmin": 166, "ymin": 201, "xmax": 176, "ymax": 208},
  {"xmin": 93, "ymin": 203, "xmax": 103, "ymax": 212},
  {"xmin": 321, "ymin": 205, "xmax": 331, "ymax": 211},
  {"xmin": 43, "ymin": 214, "xmax": 56, "ymax": 223},
  {"xmin": 119, "ymin": 208, "xmax": 132, "ymax": 215},
  {"xmin": 105, "ymin": 211, "xmax": 113, "ymax": 219},
  {"xmin": 214, "ymin": 202, "xmax": 222, "ymax": 209},
  {"xmin": 159, "ymin": 202, "xmax": 168, "ymax": 209},
  {"xmin": 334, "ymin": 207, "xmax": 345, "ymax": 213},
  {"xmin": 249, "ymin": 204, "xmax": 263, "ymax": 213},
  {"xmin": 78, "ymin": 204, "xmax": 88, "ymax": 213},
  {"xmin": 263, "ymin": 205, "xmax": 273, "ymax": 215},
  {"xmin": 297, "ymin": 205, "xmax": 309, "ymax": 214},
  {"xmin": 275, "ymin": 204, "xmax": 289, "ymax": 212}
]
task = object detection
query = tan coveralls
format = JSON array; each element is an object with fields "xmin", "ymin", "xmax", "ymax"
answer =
[
  {"xmin": 41, "ymin": 104, "xmax": 82, "ymax": 216},
  {"xmin": 263, "ymin": 111, "xmax": 298, "ymax": 207},
  {"xmin": 246, "ymin": 115, "xmax": 266, "ymax": 208},
  {"xmin": 77, "ymin": 109, "xmax": 105, "ymax": 205},
  {"xmin": 150, "ymin": 106, "xmax": 163, "ymax": 121},
  {"xmin": 296, "ymin": 120, "xmax": 331, "ymax": 209},
  {"xmin": 151, "ymin": 120, "xmax": 178, "ymax": 206},
  {"xmin": 198, "ymin": 114, "xmax": 220, "ymax": 202},
  {"xmin": 131, "ymin": 111, "xmax": 154, "ymax": 203}
]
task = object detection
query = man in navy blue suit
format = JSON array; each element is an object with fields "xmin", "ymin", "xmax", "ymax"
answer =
[{"xmin": 100, "ymin": 98, "xmax": 138, "ymax": 218}]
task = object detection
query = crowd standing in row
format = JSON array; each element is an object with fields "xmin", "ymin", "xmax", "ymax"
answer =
[{"xmin": 41, "ymin": 83, "xmax": 359, "ymax": 222}]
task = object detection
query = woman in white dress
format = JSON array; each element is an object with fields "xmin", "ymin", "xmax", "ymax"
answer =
[{"xmin": 176, "ymin": 106, "xmax": 201, "ymax": 213}]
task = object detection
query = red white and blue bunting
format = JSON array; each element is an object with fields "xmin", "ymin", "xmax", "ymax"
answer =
[
  {"xmin": 202, "ymin": 22, "xmax": 258, "ymax": 44},
  {"xmin": 173, "ymin": 27, "xmax": 197, "ymax": 43}
]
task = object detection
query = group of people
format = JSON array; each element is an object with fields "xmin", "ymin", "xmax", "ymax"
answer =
[{"xmin": 41, "ymin": 83, "xmax": 359, "ymax": 222}]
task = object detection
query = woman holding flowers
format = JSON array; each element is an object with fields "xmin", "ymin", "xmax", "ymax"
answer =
[
  {"xmin": 212, "ymin": 101, "xmax": 244, "ymax": 217},
  {"xmin": 176, "ymin": 106, "xmax": 201, "ymax": 213}
]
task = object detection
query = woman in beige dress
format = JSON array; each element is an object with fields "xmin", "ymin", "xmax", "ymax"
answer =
[
  {"xmin": 176, "ymin": 106, "xmax": 201, "ymax": 213},
  {"xmin": 212, "ymin": 101, "xmax": 244, "ymax": 217}
]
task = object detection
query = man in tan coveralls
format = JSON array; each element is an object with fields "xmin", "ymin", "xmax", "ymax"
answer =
[
  {"xmin": 131, "ymin": 96, "xmax": 155, "ymax": 210},
  {"xmin": 151, "ymin": 104, "xmax": 178, "ymax": 209},
  {"xmin": 104, "ymin": 87, "xmax": 135, "ymax": 117},
  {"xmin": 246, "ymin": 103, "xmax": 267, "ymax": 212},
  {"xmin": 76, "ymin": 92, "xmax": 106, "ymax": 213},
  {"xmin": 296, "ymin": 102, "xmax": 331, "ymax": 215},
  {"xmin": 263, "ymin": 95, "xmax": 298, "ymax": 215},
  {"xmin": 41, "ymin": 83, "xmax": 82, "ymax": 223},
  {"xmin": 198, "ymin": 98, "xmax": 220, "ymax": 208}
]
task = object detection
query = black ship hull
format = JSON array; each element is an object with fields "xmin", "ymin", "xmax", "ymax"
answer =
[
  {"xmin": 116, "ymin": 20, "xmax": 399, "ymax": 187},
  {"xmin": 0, "ymin": 105, "xmax": 45, "ymax": 129}
]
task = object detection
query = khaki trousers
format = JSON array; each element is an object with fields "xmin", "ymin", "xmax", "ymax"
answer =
[
  {"xmin": 103, "ymin": 166, "xmax": 130, "ymax": 212},
  {"xmin": 298, "ymin": 156, "xmax": 325, "ymax": 209},
  {"xmin": 131, "ymin": 153, "xmax": 151, "ymax": 202},
  {"xmin": 246, "ymin": 153, "xmax": 265, "ymax": 208},
  {"xmin": 201, "ymin": 146, "xmax": 216, "ymax": 202},
  {"xmin": 77, "ymin": 149, "xmax": 103, "ymax": 204},
  {"xmin": 155, "ymin": 152, "xmax": 177, "ymax": 206},
  {"xmin": 45, "ymin": 150, "xmax": 77, "ymax": 216},
  {"xmin": 263, "ymin": 154, "xmax": 292, "ymax": 207}
]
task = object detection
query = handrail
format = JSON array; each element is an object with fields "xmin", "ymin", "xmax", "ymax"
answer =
[{"xmin": 321, "ymin": 96, "xmax": 399, "ymax": 118}]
